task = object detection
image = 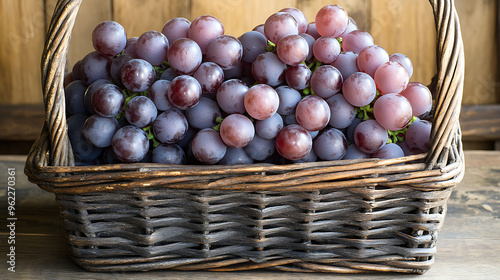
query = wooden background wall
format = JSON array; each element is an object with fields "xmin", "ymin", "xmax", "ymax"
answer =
[{"xmin": 0, "ymin": 0, "xmax": 499, "ymax": 153}]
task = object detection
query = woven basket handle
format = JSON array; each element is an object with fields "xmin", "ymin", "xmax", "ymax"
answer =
[{"xmin": 37, "ymin": 0, "xmax": 463, "ymax": 168}]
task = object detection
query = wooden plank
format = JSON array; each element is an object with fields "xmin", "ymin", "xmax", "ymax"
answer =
[
  {"xmin": 455, "ymin": 0, "xmax": 499, "ymax": 105},
  {"xmin": 297, "ymin": 0, "xmax": 370, "ymax": 31},
  {"xmin": 0, "ymin": 104, "xmax": 44, "ymax": 141},
  {"xmin": 190, "ymin": 0, "xmax": 297, "ymax": 37},
  {"xmin": 369, "ymin": 0, "xmax": 436, "ymax": 86},
  {"xmin": 0, "ymin": 0, "xmax": 45, "ymax": 105},
  {"xmin": 112, "ymin": 0, "xmax": 190, "ymax": 38},
  {"xmin": 460, "ymin": 104, "xmax": 500, "ymax": 141}
]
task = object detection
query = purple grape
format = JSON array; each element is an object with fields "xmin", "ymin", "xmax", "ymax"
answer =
[
  {"xmin": 112, "ymin": 125, "xmax": 150, "ymax": 162},
  {"xmin": 244, "ymin": 135, "xmax": 276, "ymax": 161},
  {"xmin": 253, "ymin": 24, "xmax": 265, "ymax": 35},
  {"xmin": 239, "ymin": 31, "xmax": 268, "ymax": 63},
  {"xmin": 372, "ymin": 143, "xmax": 404, "ymax": 159},
  {"xmin": 64, "ymin": 80, "xmax": 88, "ymax": 116},
  {"xmin": 153, "ymin": 109, "xmax": 188, "ymax": 144},
  {"xmin": 276, "ymin": 86, "xmax": 302, "ymax": 116},
  {"xmin": 374, "ymin": 61, "xmax": 409, "ymax": 95},
  {"xmin": 185, "ymin": 97, "xmax": 221, "ymax": 130},
  {"xmin": 280, "ymin": 7, "xmax": 308, "ymax": 34},
  {"xmin": 405, "ymin": 120, "xmax": 432, "ymax": 154},
  {"xmin": 390, "ymin": 53, "xmax": 413, "ymax": 78},
  {"xmin": 299, "ymin": 33, "xmax": 315, "ymax": 61},
  {"xmin": 264, "ymin": 12, "xmax": 299, "ymax": 44},
  {"xmin": 354, "ymin": 119, "xmax": 388, "ymax": 154},
  {"xmin": 312, "ymin": 36, "xmax": 340, "ymax": 64},
  {"xmin": 373, "ymin": 93, "xmax": 412, "ymax": 131},
  {"xmin": 306, "ymin": 22, "xmax": 320, "ymax": 39},
  {"xmin": 91, "ymin": 83, "xmax": 125, "ymax": 117},
  {"xmin": 220, "ymin": 147, "xmax": 254, "ymax": 165},
  {"xmin": 191, "ymin": 128, "xmax": 227, "ymax": 164},
  {"xmin": 206, "ymin": 35, "xmax": 243, "ymax": 70},
  {"xmin": 244, "ymin": 84, "xmax": 279, "ymax": 120},
  {"xmin": 110, "ymin": 54, "xmax": 133, "ymax": 87},
  {"xmin": 331, "ymin": 51, "xmax": 359, "ymax": 80},
  {"xmin": 160, "ymin": 68, "xmax": 178, "ymax": 81},
  {"xmin": 220, "ymin": 114, "xmax": 255, "ymax": 148},
  {"xmin": 326, "ymin": 94, "xmax": 356, "ymax": 129},
  {"xmin": 292, "ymin": 148, "xmax": 318, "ymax": 163},
  {"xmin": 136, "ymin": 31, "xmax": 169, "ymax": 66},
  {"xmin": 125, "ymin": 96, "xmax": 157, "ymax": 128},
  {"xmin": 343, "ymin": 144, "xmax": 370, "ymax": 160},
  {"xmin": 346, "ymin": 117, "xmax": 362, "ymax": 144},
  {"xmin": 121, "ymin": 58, "xmax": 156, "ymax": 92},
  {"xmin": 82, "ymin": 115, "xmax": 120, "ymax": 148},
  {"xmin": 188, "ymin": 15, "xmax": 224, "ymax": 54},
  {"xmin": 72, "ymin": 60, "xmax": 83, "ymax": 81},
  {"xmin": 84, "ymin": 79, "xmax": 112, "ymax": 115},
  {"xmin": 67, "ymin": 113, "xmax": 103, "ymax": 161},
  {"xmin": 167, "ymin": 38, "xmax": 203, "ymax": 75},
  {"xmin": 148, "ymin": 80, "xmax": 173, "ymax": 111},
  {"xmin": 342, "ymin": 72, "xmax": 377, "ymax": 107},
  {"xmin": 339, "ymin": 17, "xmax": 358, "ymax": 37},
  {"xmin": 255, "ymin": 113, "xmax": 283, "ymax": 140},
  {"xmin": 313, "ymin": 128, "xmax": 348, "ymax": 160},
  {"xmin": 167, "ymin": 75, "xmax": 202, "ymax": 110},
  {"xmin": 123, "ymin": 37, "xmax": 138, "ymax": 57},
  {"xmin": 275, "ymin": 124, "xmax": 312, "ymax": 161},
  {"xmin": 152, "ymin": 143, "xmax": 187, "ymax": 164},
  {"xmin": 310, "ymin": 65, "xmax": 342, "ymax": 99},
  {"xmin": 357, "ymin": 45, "xmax": 389, "ymax": 77},
  {"xmin": 216, "ymin": 79, "xmax": 249, "ymax": 114},
  {"xmin": 285, "ymin": 64, "xmax": 311, "ymax": 91},
  {"xmin": 341, "ymin": 30, "xmax": 374, "ymax": 53},
  {"xmin": 295, "ymin": 95, "xmax": 331, "ymax": 131},
  {"xmin": 315, "ymin": 5, "xmax": 349, "ymax": 37},
  {"xmin": 161, "ymin": 17, "xmax": 191, "ymax": 43},
  {"xmin": 252, "ymin": 52, "xmax": 287, "ymax": 87},
  {"xmin": 399, "ymin": 82, "xmax": 433, "ymax": 117},
  {"xmin": 92, "ymin": 21, "xmax": 127, "ymax": 57},
  {"xmin": 80, "ymin": 51, "xmax": 111, "ymax": 85},
  {"xmin": 193, "ymin": 62, "xmax": 224, "ymax": 93},
  {"xmin": 277, "ymin": 34, "xmax": 309, "ymax": 65}
]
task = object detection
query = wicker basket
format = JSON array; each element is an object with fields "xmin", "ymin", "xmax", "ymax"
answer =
[{"xmin": 25, "ymin": 0, "xmax": 464, "ymax": 274}]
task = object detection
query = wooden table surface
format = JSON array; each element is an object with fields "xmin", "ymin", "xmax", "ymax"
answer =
[{"xmin": 1, "ymin": 151, "xmax": 499, "ymax": 279}]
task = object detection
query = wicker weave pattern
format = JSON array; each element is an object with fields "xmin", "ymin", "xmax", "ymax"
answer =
[{"xmin": 25, "ymin": 0, "xmax": 465, "ymax": 274}]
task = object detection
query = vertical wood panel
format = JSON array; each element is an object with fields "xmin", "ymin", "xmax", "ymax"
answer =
[
  {"xmin": 0, "ymin": 0, "xmax": 45, "ymax": 104},
  {"xmin": 369, "ymin": 0, "xmax": 436, "ymax": 86},
  {"xmin": 297, "ymin": 0, "xmax": 370, "ymax": 31},
  {"xmin": 455, "ymin": 0, "xmax": 499, "ymax": 105},
  {"xmin": 113, "ymin": 0, "xmax": 190, "ymax": 38},
  {"xmin": 190, "ymin": 0, "xmax": 297, "ymax": 37}
]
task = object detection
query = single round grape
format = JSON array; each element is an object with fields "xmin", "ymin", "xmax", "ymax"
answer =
[
  {"xmin": 292, "ymin": 148, "xmax": 318, "ymax": 163},
  {"xmin": 125, "ymin": 96, "xmax": 157, "ymax": 128},
  {"xmin": 373, "ymin": 93, "xmax": 413, "ymax": 131},
  {"xmin": 136, "ymin": 30, "xmax": 169, "ymax": 66},
  {"xmin": 326, "ymin": 94, "xmax": 356, "ymax": 129},
  {"xmin": 188, "ymin": 15, "xmax": 224, "ymax": 54},
  {"xmin": 343, "ymin": 144, "xmax": 370, "ymax": 160},
  {"xmin": 206, "ymin": 35, "xmax": 243, "ymax": 70},
  {"xmin": 67, "ymin": 113, "xmax": 103, "ymax": 161},
  {"xmin": 123, "ymin": 37, "xmax": 138, "ymax": 57},
  {"xmin": 92, "ymin": 21, "xmax": 127, "ymax": 57},
  {"xmin": 276, "ymin": 86, "xmax": 302, "ymax": 116},
  {"xmin": 295, "ymin": 95, "xmax": 331, "ymax": 131},
  {"xmin": 91, "ymin": 83, "xmax": 125, "ymax": 117},
  {"xmin": 80, "ymin": 51, "xmax": 111, "ymax": 85},
  {"xmin": 244, "ymin": 84, "xmax": 279, "ymax": 120},
  {"xmin": 239, "ymin": 31, "xmax": 268, "ymax": 63},
  {"xmin": 357, "ymin": 45, "xmax": 389, "ymax": 77},
  {"xmin": 193, "ymin": 62, "xmax": 224, "ymax": 93},
  {"xmin": 253, "ymin": 24, "xmax": 265, "ymax": 35},
  {"xmin": 216, "ymin": 79, "xmax": 248, "ymax": 114},
  {"xmin": 342, "ymin": 72, "xmax": 377, "ymax": 107},
  {"xmin": 161, "ymin": 17, "xmax": 191, "ymax": 43},
  {"xmin": 84, "ymin": 79, "xmax": 111, "ymax": 115},
  {"xmin": 315, "ymin": 5, "xmax": 349, "ymax": 37},
  {"xmin": 153, "ymin": 109, "xmax": 188, "ymax": 144},
  {"xmin": 374, "ymin": 61, "xmax": 409, "ymax": 95},
  {"xmin": 339, "ymin": 17, "xmax": 358, "ymax": 37},
  {"xmin": 121, "ymin": 58, "xmax": 156, "ymax": 92},
  {"xmin": 220, "ymin": 147, "xmax": 254, "ymax": 165},
  {"xmin": 312, "ymin": 36, "xmax": 340, "ymax": 64},
  {"xmin": 167, "ymin": 75, "xmax": 202, "ymax": 110},
  {"xmin": 275, "ymin": 124, "xmax": 312, "ymax": 161},
  {"xmin": 220, "ymin": 114, "xmax": 255, "ymax": 148},
  {"xmin": 399, "ymin": 82, "xmax": 433, "ymax": 117},
  {"xmin": 148, "ymin": 79, "xmax": 172, "ymax": 111},
  {"xmin": 354, "ymin": 119, "xmax": 388, "ymax": 154},
  {"xmin": 310, "ymin": 65, "xmax": 342, "ymax": 99},
  {"xmin": 313, "ymin": 128, "xmax": 348, "ymax": 161},
  {"xmin": 372, "ymin": 143, "xmax": 404, "ymax": 159},
  {"xmin": 331, "ymin": 51, "xmax": 359, "ymax": 80},
  {"xmin": 306, "ymin": 22, "xmax": 320, "ymax": 39},
  {"xmin": 341, "ymin": 30, "xmax": 374, "ymax": 53},
  {"xmin": 280, "ymin": 7, "xmax": 308, "ymax": 34},
  {"xmin": 285, "ymin": 63, "xmax": 311, "ymax": 91},
  {"xmin": 64, "ymin": 80, "xmax": 88, "ymax": 116},
  {"xmin": 389, "ymin": 53, "xmax": 413, "ymax": 78},
  {"xmin": 244, "ymin": 135, "xmax": 276, "ymax": 161},
  {"xmin": 110, "ymin": 54, "xmax": 133, "ymax": 88},
  {"xmin": 185, "ymin": 97, "xmax": 222, "ymax": 130},
  {"xmin": 264, "ymin": 12, "xmax": 299, "ymax": 44},
  {"xmin": 112, "ymin": 125, "xmax": 150, "ymax": 162},
  {"xmin": 191, "ymin": 128, "xmax": 227, "ymax": 164},
  {"xmin": 82, "ymin": 115, "xmax": 120, "ymax": 148},
  {"xmin": 405, "ymin": 120, "xmax": 432, "ymax": 154},
  {"xmin": 167, "ymin": 38, "xmax": 203, "ymax": 75},
  {"xmin": 277, "ymin": 34, "xmax": 309, "ymax": 65},
  {"xmin": 152, "ymin": 143, "xmax": 187, "ymax": 164},
  {"xmin": 255, "ymin": 113, "xmax": 283, "ymax": 139},
  {"xmin": 251, "ymin": 52, "xmax": 287, "ymax": 87},
  {"xmin": 299, "ymin": 33, "xmax": 315, "ymax": 61}
]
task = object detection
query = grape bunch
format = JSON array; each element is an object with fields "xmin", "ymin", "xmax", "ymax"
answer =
[{"xmin": 64, "ymin": 4, "xmax": 433, "ymax": 166}]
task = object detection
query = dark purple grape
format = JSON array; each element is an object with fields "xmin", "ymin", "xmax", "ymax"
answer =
[
  {"xmin": 110, "ymin": 54, "xmax": 133, "ymax": 87},
  {"xmin": 125, "ymin": 96, "xmax": 157, "ymax": 128},
  {"xmin": 255, "ymin": 113, "xmax": 283, "ymax": 140},
  {"xmin": 243, "ymin": 135, "xmax": 276, "ymax": 161},
  {"xmin": 191, "ymin": 128, "xmax": 227, "ymax": 164},
  {"xmin": 67, "ymin": 113, "xmax": 102, "ymax": 161},
  {"xmin": 167, "ymin": 75, "xmax": 202, "ymax": 110},
  {"xmin": 80, "ymin": 51, "xmax": 111, "ymax": 85},
  {"xmin": 405, "ymin": 120, "xmax": 432, "ymax": 154},
  {"xmin": 193, "ymin": 62, "xmax": 224, "ymax": 93},
  {"xmin": 285, "ymin": 64, "xmax": 311, "ymax": 91},
  {"xmin": 220, "ymin": 147, "xmax": 254, "ymax": 165},
  {"xmin": 331, "ymin": 51, "xmax": 359, "ymax": 80},
  {"xmin": 299, "ymin": 33, "xmax": 315, "ymax": 61},
  {"xmin": 276, "ymin": 86, "xmax": 302, "ymax": 116},
  {"xmin": 252, "ymin": 52, "xmax": 287, "ymax": 87},
  {"xmin": 152, "ymin": 144, "xmax": 187, "ymax": 164},
  {"xmin": 372, "ymin": 143, "xmax": 404, "ymax": 159},
  {"xmin": 275, "ymin": 124, "xmax": 312, "ymax": 161},
  {"xmin": 64, "ymin": 80, "xmax": 88, "ymax": 116},
  {"xmin": 162, "ymin": 17, "xmax": 191, "ymax": 43},
  {"xmin": 206, "ymin": 35, "xmax": 243, "ymax": 70},
  {"xmin": 167, "ymin": 38, "xmax": 203, "ymax": 75},
  {"xmin": 313, "ymin": 128, "xmax": 348, "ymax": 161},
  {"xmin": 136, "ymin": 30, "xmax": 169, "ymax": 65},
  {"xmin": 72, "ymin": 60, "xmax": 83, "ymax": 81},
  {"xmin": 239, "ymin": 31, "xmax": 268, "ymax": 63},
  {"xmin": 123, "ymin": 37, "xmax": 138, "ymax": 57},
  {"xmin": 216, "ymin": 79, "xmax": 248, "ymax": 114},
  {"xmin": 91, "ymin": 84, "xmax": 125, "ymax": 117},
  {"xmin": 326, "ymin": 94, "xmax": 356, "ymax": 129},
  {"xmin": 82, "ymin": 115, "xmax": 120, "ymax": 148},
  {"xmin": 148, "ymin": 79, "xmax": 172, "ymax": 111},
  {"xmin": 92, "ymin": 21, "xmax": 127, "ymax": 57},
  {"xmin": 185, "ymin": 97, "xmax": 221, "ymax": 130},
  {"xmin": 310, "ymin": 65, "xmax": 343, "ymax": 99},
  {"xmin": 112, "ymin": 125, "xmax": 150, "ymax": 162},
  {"xmin": 121, "ymin": 58, "xmax": 156, "ymax": 92},
  {"xmin": 84, "ymin": 79, "xmax": 112, "ymax": 115},
  {"xmin": 277, "ymin": 34, "xmax": 309, "ymax": 65},
  {"xmin": 220, "ymin": 114, "xmax": 255, "ymax": 148},
  {"xmin": 354, "ymin": 119, "xmax": 388, "ymax": 154},
  {"xmin": 343, "ymin": 144, "xmax": 370, "ymax": 160},
  {"xmin": 153, "ymin": 109, "xmax": 188, "ymax": 144}
]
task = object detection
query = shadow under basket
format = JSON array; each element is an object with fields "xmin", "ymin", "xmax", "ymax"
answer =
[{"xmin": 25, "ymin": 0, "xmax": 465, "ymax": 274}]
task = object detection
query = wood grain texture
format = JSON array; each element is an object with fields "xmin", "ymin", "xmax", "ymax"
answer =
[
  {"xmin": 460, "ymin": 104, "xmax": 500, "ymax": 141},
  {"xmin": 0, "ymin": 104, "xmax": 44, "ymax": 140},
  {"xmin": 0, "ymin": 0, "xmax": 45, "ymax": 105}
]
